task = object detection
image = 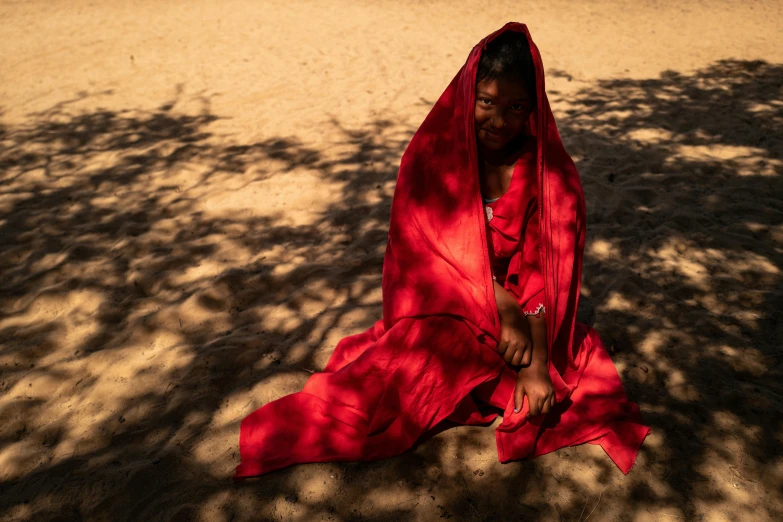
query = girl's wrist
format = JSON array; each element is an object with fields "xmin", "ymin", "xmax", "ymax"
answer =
[
  {"xmin": 531, "ymin": 343, "xmax": 548, "ymax": 365},
  {"xmin": 517, "ymin": 357, "xmax": 548, "ymax": 380},
  {"xmin": 497, "ymin": 296, "xmax": 521, "ymax": 319}
]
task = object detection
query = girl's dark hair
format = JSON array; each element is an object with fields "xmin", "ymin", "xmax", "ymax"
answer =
[{"xmin": 477, "ymin": 31, "xmax": 537, "ymax": 106}]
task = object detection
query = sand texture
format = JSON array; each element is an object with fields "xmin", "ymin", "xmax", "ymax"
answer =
[{"xmin": 1, "ymin": 0, "xmax": 782, "ymax": 520}]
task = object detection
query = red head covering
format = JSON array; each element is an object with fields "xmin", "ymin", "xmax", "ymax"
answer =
[{"xmin": 383, "ymin": 22, "xmax": 584, "ymax": 387}]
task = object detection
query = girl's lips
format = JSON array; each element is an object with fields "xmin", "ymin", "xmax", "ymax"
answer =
[{"xmin": 482, "ymin": 129, "xmax": 507, "ymax": 140}]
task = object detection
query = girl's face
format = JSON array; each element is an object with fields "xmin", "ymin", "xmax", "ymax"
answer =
[{"xmin": 474, "ymin": 76, "xmax": 534, "ymax": 152}]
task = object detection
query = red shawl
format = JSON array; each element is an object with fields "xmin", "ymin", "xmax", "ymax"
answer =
[{"xmin": 235, "ymin": 22, "xmax": 649, "ymax": 479}]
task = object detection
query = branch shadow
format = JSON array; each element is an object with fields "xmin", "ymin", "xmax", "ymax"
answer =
[
  {"xmin": 0, "ymin": 58, "xmax": 781, "ymax": 521},
  {"xmin": 557, "ymin": 58, "xmax": 783, "ymax": 520}
]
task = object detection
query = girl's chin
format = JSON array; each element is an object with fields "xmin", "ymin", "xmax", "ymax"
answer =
[{"xmin": 477, "ymin": 137, "xmax": 509, "ymax": 150}]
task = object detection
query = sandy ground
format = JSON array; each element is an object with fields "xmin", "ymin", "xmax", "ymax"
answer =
[{"xmin": 1, "ymin": 0, "xmax": 782, "ymax": 520}]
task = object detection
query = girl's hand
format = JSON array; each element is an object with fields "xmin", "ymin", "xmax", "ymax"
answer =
[
  {"xmin": 514, "ymin": 361, "xmax": 555, "ymax": 417},
  {"xmin": 494, "ymin": 281, "xmax": 534, "ymax": 366},
  {"xmin": 497, "ymin": 307, "xmax": 534, "ymax": 366}
]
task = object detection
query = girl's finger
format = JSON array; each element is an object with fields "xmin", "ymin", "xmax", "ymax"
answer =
[
  {"xmin": 520, "ymin": 348, "xmax": 532, "ymax": 367},
  {"xmin": 514, "ymin": 383, "xmax": 525, "ymax": 413},
  {"xmin": 528, "ymin": 395, "xmax": 540, "ymax": 417}
]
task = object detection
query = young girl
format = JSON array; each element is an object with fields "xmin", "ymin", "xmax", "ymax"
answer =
[{"xmin": 235, "ymin": 22, "xmax": 649, "ymax": 479}]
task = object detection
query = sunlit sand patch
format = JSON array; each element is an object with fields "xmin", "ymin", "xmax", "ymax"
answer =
[
  {"xmin": 201, "ymin": 169, "xmax": 339, "ymax": 216},
  {"xmin": 261, "ymin": 306, "xmax": 304, "ymax": 334},
  {"xmin": 0, "ymin": 440, "xmax": 46, "ymax": 481},
  {"xmin": 7, "ymin": 288, "xmax": 102, "ymax": 322},
  {"xmin": 634, "ymin": 508, "xmax": 687, "ymax": 522},
  {"xmin": 271, "ymin": 258, "xmax": 305, "ymax": 278},
  {"xmin": 243, "ymin": 373, "xmax": 309, "ymax": 406},
  {"xmin": 207, "ymin": 391, "xmax": 260, "ymax": 429},
  {"xmin": 674, "ymin": 144, "xmax": 781, "ymax": 176},
  {"xmin": 170, "ymin": 259, "xmax": 240, "ymax": 288},
  {"xmin": 717, "ymin": 250, "xmax": 778, "ymax": 275},
  {"xmin": 587, "ymin": 238, "xmax": 621, "ymax": 260},
  {"xmin": 601, "ymin": 291, "xmax": 636, "ymax": 313},
  {"xmin": 283, "ymin": 342, "xmax": 318, "ymax": 365},
  {"xmin": 653, "ymin": 242, "xmax": 711, "ymax": 286},
  {"xmin": 707, "ymin": 470, "xmax": 755, "ymax": 508},
  {"xmin": 285, "ymin": 287, "xmax": 344, "ymax": 318},
  {"xmin": 748, "ymin": 101, "xmax": 783, "ymax": 113},
  {"xmin": 709, "ymin": 412, "xmax": 762, "ymax": 448},
  {"xmin": 13, "ymin": 167, "xmax": 49, "ymax": 184},
  {"xmin": 7, "ymin": 371, "xmax": 72, "ymax": 405},
  {"xmin": 718, "ymin": 344, "xmax": 769, "ymax": 375},
  {"xmin": 661, "ymin": 370, "xmax": 700, "ymax": 402},
  {"xmin": 352, "ymin": 278, "xmax": 383, "ymax": 307},
  {"xmin": 626, "ymin": 127, "xmax": 675, "ymax": 143}
]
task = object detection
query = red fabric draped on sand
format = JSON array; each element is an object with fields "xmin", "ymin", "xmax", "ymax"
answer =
[{"xmin": 235, "ymin": 23, "xmax": 649, "ymax": 479}]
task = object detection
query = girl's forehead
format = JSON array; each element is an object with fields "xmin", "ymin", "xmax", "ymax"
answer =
[{"xmin": 476, "ymin": 77, "xmax": 531, "ymax": 99}]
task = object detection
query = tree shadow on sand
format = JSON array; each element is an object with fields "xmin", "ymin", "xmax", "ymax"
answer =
[
  {"xmin": 556, "ymin": 58, "xmax": 783, "ymax": 521},
  {"xmin": 0, "ymin": 58, "xmax": 781, "ymax": 521}
]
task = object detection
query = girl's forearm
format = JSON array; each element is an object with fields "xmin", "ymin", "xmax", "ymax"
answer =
[
  {"xmin": 493, "ymin": 280, "xmax": 520, "ymax": 317},
  {"xmin": 527, "ymin": 312, "xmax": 547, "ymax": 364}
]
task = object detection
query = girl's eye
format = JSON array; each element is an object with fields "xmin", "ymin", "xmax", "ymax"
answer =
[
  {"xmin": 479, "ymin": 98, "xmax": 492, "ymax": 105},
  {"xmin": 512, "ymin": 104, "xmax": 530, "ymax": 111}
]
